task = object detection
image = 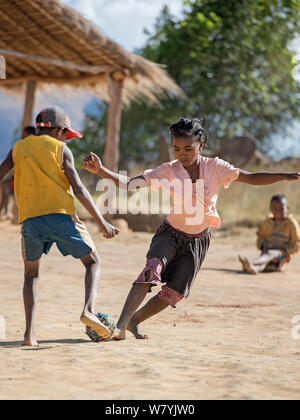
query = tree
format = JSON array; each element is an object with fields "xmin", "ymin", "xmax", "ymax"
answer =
[
  {"xmin": 69, "ymin": 102, "xmax": 167, "ymax": 169},
  {"xmin": 73, "ymin": 0, "xmax": 300, "ymax": 166}
]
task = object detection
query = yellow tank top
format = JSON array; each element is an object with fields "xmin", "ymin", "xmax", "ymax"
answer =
[{"xmin": 13, "ymin": 135, "xmax": 76, "ymax": 223}]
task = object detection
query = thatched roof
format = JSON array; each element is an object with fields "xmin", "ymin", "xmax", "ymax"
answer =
[{"xmin": 0, "ymin": 0, "xmax": 183, "ymax": 106}]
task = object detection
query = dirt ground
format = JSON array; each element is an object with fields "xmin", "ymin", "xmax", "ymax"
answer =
[{"xmin": 0, "ymin": 220, "xmax": 300, "ymax": 400}]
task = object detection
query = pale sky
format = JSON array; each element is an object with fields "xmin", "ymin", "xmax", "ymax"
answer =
[{"xmin": 64, "ymin": 0, "xmax": 184, "ymax": 51}]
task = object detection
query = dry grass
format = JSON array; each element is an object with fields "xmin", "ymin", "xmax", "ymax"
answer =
[{"xmin": 218, "ymin": 181, "xmax": 300, "ymax": 228}]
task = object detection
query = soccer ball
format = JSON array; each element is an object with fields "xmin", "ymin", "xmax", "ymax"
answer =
[{"xmin": 85, "ymin": 312, "xmax": 116, "ymax": 342}]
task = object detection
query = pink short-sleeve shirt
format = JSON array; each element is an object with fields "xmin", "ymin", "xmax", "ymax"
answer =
[{"xmin": 143, "ymin": 156, "xmax": 240, "ymax": 235}]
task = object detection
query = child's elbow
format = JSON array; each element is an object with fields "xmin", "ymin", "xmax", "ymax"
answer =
[
  {"xmin": 288, "ymin": 241, "xmax": 300, "ymax": 255},
  {"xmin": 73, "ymin": 184, "xmax": 86, "ymax": 197},
  {"xmin": 294, "ymin": 241, "xmax": 300, "ymax": 253}
]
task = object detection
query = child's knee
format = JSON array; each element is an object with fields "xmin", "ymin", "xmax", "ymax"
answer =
[
  {"xmin": 82, "ymin": 251, "xmax": 101, "ymax": 267},
  {"xmin": 92, "ymin": 252, "xmax": 101, "ymax": 266},
  {"xmin": 157, "ymin": 285, "xmax": 184, "ymax": 308},
  {"xmin": 133, "ymin": 282, "xmax": 152, "ymax": 293},
  {"xmin": 24, "ymin": 262, "xmax": 39, "ymax": 280},
  {"xmin": 134, "ymin": 258, "xmax": 164, "ymax": 286}
]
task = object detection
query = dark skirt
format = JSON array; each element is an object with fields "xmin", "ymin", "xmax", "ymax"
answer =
[{"xmin": 146, "ymin": 220, "xmax": 211, "ymax": 298}]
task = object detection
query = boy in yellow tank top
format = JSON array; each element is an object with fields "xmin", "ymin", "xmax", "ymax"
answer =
[{"xmin": 0, "ymin": 107, "xmax": 119, "ymax": 347}]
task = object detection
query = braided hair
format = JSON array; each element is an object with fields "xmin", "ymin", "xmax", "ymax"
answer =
[{"xmin": 169, "ymin": 118, "xmax": 208, "ymax": 144}]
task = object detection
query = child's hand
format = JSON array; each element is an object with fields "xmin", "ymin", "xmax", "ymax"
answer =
[
  {"xmin": 262, "ymin": 241, "xmax": 273, "ymax": 251},
  {"xmin": 82, "ymin": 152, "xmax": 103, "ymax": 174},
  {"xmin": 101, "ymin": 222, "xmax": 120, "ymax": 239},
  {"xmin": 283, "ymin": 173, "xmax": 300, "ymax": 181}
]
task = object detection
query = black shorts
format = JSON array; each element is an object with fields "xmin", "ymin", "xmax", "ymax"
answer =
[{"xmin": 146, "ymin": 221, "xmax": 211, "ymax": 298}]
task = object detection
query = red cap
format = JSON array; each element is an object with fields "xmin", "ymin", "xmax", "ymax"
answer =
[
  {"xmin": 36, "ymin": 107, "xmax": 83, "ymax": 141},
  {"xmin": 64, "ymin": 128, "xmax": 83, "ymax": 141}
]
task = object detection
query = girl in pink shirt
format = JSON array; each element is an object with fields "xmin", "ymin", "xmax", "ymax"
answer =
[{"xmin": 83, "ymin": 118, "xmax": 300, "ymax": 341}]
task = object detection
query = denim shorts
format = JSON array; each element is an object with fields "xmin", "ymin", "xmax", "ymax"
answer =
[{"xmin": 21, "ymin": 214, "xmax": 96, "ymax": 262}]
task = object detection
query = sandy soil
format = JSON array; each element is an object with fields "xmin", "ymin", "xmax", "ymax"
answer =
[{"xmin": 0, "ymin": 220, "xmax": 300, "ymax": 400}]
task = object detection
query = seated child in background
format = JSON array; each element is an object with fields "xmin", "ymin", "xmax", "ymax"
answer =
[{"xmin": 239, "ymin": 195, "xmax": 300, "ymax": 274}]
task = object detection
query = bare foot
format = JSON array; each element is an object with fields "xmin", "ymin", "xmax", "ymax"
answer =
[
  {"xmin": 242, "ymin": 257, "xmax": 258, "ymax": 275},
  {"xmin": 112, "ymin": 327, "xmax": 126, "ymax": 341},
  {"xmin": 80, "ymin": 312, "xmax": 110, "ymax": 339},
  {"xmin": 238, "ymin": 255, "xmax": 247, "ymax": 272},
  {"xmin": 127, "ymin": 321, "xmax": 149, "ymax": 339},
  {"xmin": 0, "ymin": 215, "xmax": 11, "ymax": 222},
  {"xmin": 22, "ymin": 338, "xmax": 39, "ymax": 347}
]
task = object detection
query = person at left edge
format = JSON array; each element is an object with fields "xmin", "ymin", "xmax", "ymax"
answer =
[
  {"xmin": 0, "ymin": 106, "xmax": 119, "ymax": 347},
  {"xmin": 0, "ymin": 126, "xmax": 35, "ymax": 219}
]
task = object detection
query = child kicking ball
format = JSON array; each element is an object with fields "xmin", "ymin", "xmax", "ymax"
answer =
[
  {"xmin": 83, "ymin": 117, "xmax": 300, "ymax": 341},
  {"xmin": 0, "ymin": 107, "xmax": 119, "ymax": 346}
]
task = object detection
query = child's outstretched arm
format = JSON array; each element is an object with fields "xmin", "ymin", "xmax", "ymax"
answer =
[
  {"xmin": 82, "ymin": 152, "xmax": 147, "ymax": 190},
  {"xmin": 236, "ymin": 170, "xmax": 300, "ymax": 185},
  {"xmin": 63, "ymin": 146, "xmax": 119, "ymax": 239},
  {"xmin": 0, "ymin": 149, "xmax": 14, "ymax": 182}
]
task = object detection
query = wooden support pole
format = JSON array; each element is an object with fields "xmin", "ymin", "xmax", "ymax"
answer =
[
  {"xmin": 22, "ymin": 80, "xmax": 37, "ymax": 132},
  {"xmin": 11, "ymin": 80, "xmax": 37, "ymax": 225},
  {"xmin": 104, "ymin": 73, "xmax": 124, "ymax": 172},
  {"xmin": 0, "ymin": 55, "xmax": 6, "ymax": 79}
]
